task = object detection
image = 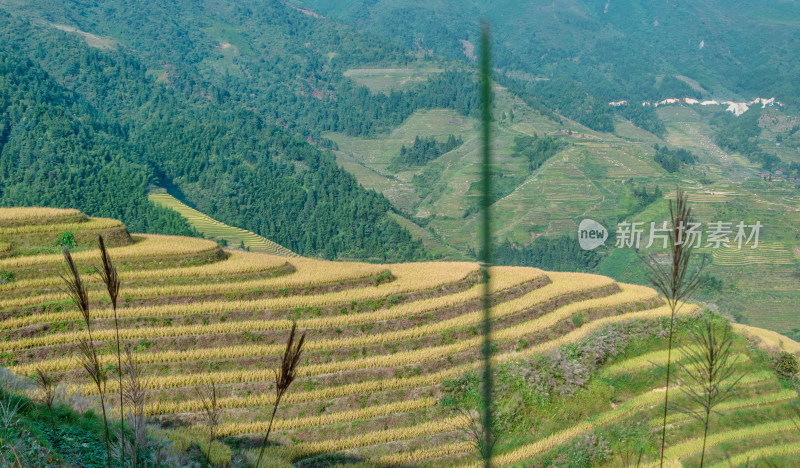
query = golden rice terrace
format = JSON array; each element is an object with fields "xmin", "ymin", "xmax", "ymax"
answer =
[{"xmin": 0, "ymin": 207, "xmax": 797, "ymax": 467}]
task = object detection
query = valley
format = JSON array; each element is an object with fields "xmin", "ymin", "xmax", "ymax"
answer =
[
  {"xmin": 325, "ymin": 63, "xmax": 800, "ymax": 335},
  {"xmin": 0, "ymin": 0, "xmax": 799, "ymax": 466}
]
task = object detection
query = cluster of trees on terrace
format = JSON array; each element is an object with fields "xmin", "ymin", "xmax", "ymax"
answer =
[
  {"xmin": 394, "ymin": 134, "xmax": 463, "ymax": 167},
  {"xmin": 653, "ymin": 145, "xmax": 699, "ymax": 173}
]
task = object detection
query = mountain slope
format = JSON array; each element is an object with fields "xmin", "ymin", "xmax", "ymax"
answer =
[
  {"xmin": 299, "ymin": 0, "xmax": 800, "ymax": 102},
  {"xmin": 0, "ymin": 4, "xmax": 436, "ymax": 260},
  {"xmin": 0, "ymin": 47, "xmax": 193, "ymax": 235},
  {"xmin": 299, "ymin": 0, "xmax": 800, "ymax": 133}
]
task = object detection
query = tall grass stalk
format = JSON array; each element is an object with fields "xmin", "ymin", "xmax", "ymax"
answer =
[
  {"xmin": 0, "ymin": 373, "xmax": 26, "ymax": 465},
  {"xmin": 673, "ymin": 320, "xmax": 743, "ymax": 467},
  {"xmin": 479, "ymin": 20, "xmax": 494, "ymax": 468},
  {"xmin": 32, "ymin": 367, "xmax": 61, "ymax": 447},
  {"xmin": 643, "ymin": 188, "xmax": 706, "ymax": 467},
  {"xmin": 452, "ymin": 405, "xmax": 496, "ymax": 460},
  {"xmin": 0, "ymin": 438, "xmax": 21, "ymax": 468},
  {"xmin": 196, "ymin": 380, "xmax": 220, "ymax": 467},
  {"xmin": 122, "ymin": 345, "xmax": 148, "ymax": 468},
  {"xmin": 61, "ymin": 246, "xmax": 112, "ymax": 468},
  {"xmin": 96, "ymin": 235, "xmax": 125, "ymax": 466},
  {"xmin": 255, "ymin": 322, "xmax": 306, "ymax": 467}
]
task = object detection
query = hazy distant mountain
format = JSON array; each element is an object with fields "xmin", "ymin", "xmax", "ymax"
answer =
[{"xmin": 300, "ymin": 0, "xmax": 800, "ymax": 103}]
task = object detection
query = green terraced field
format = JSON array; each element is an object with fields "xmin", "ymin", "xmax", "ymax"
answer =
[
  {"xmin": 328, "ymin": 69, "xmax": 800, "ymax": 336},
  {"xmin": 148, "ymin": 191, "xmax": 297, "ymax": 257}
]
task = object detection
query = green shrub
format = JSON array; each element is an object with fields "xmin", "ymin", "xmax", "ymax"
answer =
[
  {"xmin": 0, "ymin": 270, "xmax": 13, "ymax": 284},
  {"xmin": 771, "ymin": 351, "xmax": 799, "ymax": 380},
  {"xmin": 57, "ymin": 231, "xmax": 75, "ymax": 249}
]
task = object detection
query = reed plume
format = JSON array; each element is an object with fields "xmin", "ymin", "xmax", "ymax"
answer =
[
  {"xmin": 196, "ymin": 379, "xmax": 220, "ymax": 466},
  {"xmin": 123, "ymin": 345, "xmax": 148, "ymax": 468},
  {"xmin": 61, "ymin": 246, "xmax": 112, "ymax": 468},
  {"xmin": 255, "ymin": 322, "xmax": 305, "ymax": 467},
  {"xmin": 96, "ymin": 235, "xmax": 125, "ymax": 466},
  {"xmin": 32, "ymin": 367, "xmax": 61, "ymax": 447},
  {"xmin": 643, "ymin": 187, "xmax": 706, "ymax": 467},
  {"xmin": 673, "ymin": 320, "xmax": 743, "ymax": 467}
]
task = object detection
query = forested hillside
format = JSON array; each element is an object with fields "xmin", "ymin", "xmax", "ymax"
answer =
[
  {"xmin": 0, "ymin": 49, "xmax": 193, "ymax": 235},
  {"xmin": 0, "ymin": 1, "xmax": 484, "ymax": 260},
  {"xmin": 299, "ymin": 0, "xmax": 800, "ymax": 133}
]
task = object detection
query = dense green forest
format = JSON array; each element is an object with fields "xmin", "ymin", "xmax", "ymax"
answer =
[
  {"xmin": 0, "ymin": 50, "xmax": 193, "ymax": 236},
  {"xmin": 630, "ymin": 185, "xmax": 663, "ymax": 208},
  {"xmin": 393, "ymin": 134, "xmax": 463, "ymax": 167},
  {"xmin": 3, "ymin": 0, "xmax": 798, "ymax": 259},
  {"xmin": 511, "ymin": 134, "xmax": 567, "ymax": 171},
  {"xmin": 494, "ymin": 236, "xmax": 602, "ymax": 272},
  {"xmin": 712, "ymin": 109, "xmax": 782, "ymax": 171},
  {"xmin": 0, "ymin": 1, "xmax": 487, "ymax": 259},
  {"xmin": 5, "ymin": 0, "xmax": 481, "ymax": 139},
  {"xmin": 652, "ymin": 145, "xmax": 699, "ymax": 173},
  {"xmin": 500, "ymin": 75, "xmax": 616, "ymax": 133}
]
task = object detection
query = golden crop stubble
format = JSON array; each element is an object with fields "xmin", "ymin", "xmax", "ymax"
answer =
[
  {"xmin": 289, "ymin": 416, "xmax": 467, "ymax": 455},
  {"xmin": 375, "ymin": 441, "xmax": 474, "ymax": 466},
  {"xmin": 0, "ymin": 234, "xmax": 219, "ymax": 269},
  {"xmin": 213, "ymin": 397, "xmax": 437, "ymax": 437},
  {"xmin": 732, "ymin": 323, "xmax": 800, "ymax": 354},
  {"xmin": 0, "ymin": 261, "xmax": 485, "ymax": 348},
  {"xmin": 144, "ymin": 300, "xmax": 700, "ymax": 416},
  {"xmin": 0, "ymin": 207, "xmax": 82, "ymax": 223},
  {"xmin": 376, "ymin": 341, "xmax": 764, "ymax": 466},
  {"xmin": 73, "ymin": 282, "xmax": 658, "ymax": 395},
  {"xmin": 0, "ymin": 217, "xmax": 122, "ymax": 235},
  {"xmin": 0, "ymin": 250, "xmax": 288, "ymax": 293},
  {"xmin": 276, "ymin": 365, "xmax": 771, "ymax": 464},
  {"xmin": 0, "ymin": 255, "xmax": 383, "ymax": 309},
  {"xmin": 156, "ymin": 304, "xmax": 751, "ymax": 463},
  {"xmin": 15, "ymin": 267, "xmax": 545, "ymax": 374}
]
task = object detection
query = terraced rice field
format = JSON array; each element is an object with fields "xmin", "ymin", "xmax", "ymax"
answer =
[
  {"xmin": 698, "ymin": 241, "xmax": 795, "ymax": 266},
  {"xmin": 149, "ymin": 192, "xmax": 297, "ymax": 257},
  {"xmin": 0, "ymin": 207, "xmax": 86, "ymax": 226},
  {"xmin": 664, "ymin": 190, "xmax": 735, "ymax": 204},
  {"xmin": 1, "ymin": 207, "xmax": 797, "ymax": 466}
]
